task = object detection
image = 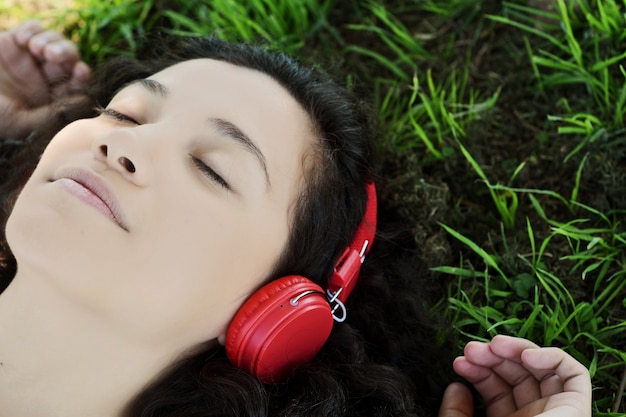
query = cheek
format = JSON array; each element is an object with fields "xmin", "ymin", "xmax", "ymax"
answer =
[
  {"xmin": 111, "ymin": 197, "xmax": 286, "ymax": 342},
  {"xmin": 141, "ymin": 245, "xmax": 265, "ymax": 346},
  {"xmin": 40, "ymin": 119, "xmax": 97, "ymax": 155},
  {"xmin": 18, "ymin": 120, "xmax": 97, "ymax": 191},
  {"xmin": 143, "ymin": 199, "xmax": 274, "ymax": 288},
  {"xmin": 148, "ymin": 173, "xmax": 291, "ymax": 286}
]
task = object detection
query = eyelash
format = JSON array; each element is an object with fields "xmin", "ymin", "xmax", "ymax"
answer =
[
  {"xmin": 96, "ymin": 106, "xmax": 229, "ymax": 190},
  {"xmin": 190, "ymin": 156, "xmax": 230, "ymax": 190},
  {"xmin": 95, "ymin": 106, "xmax": 140, "ymax": 125}
]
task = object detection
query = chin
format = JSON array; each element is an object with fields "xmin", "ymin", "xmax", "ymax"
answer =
[{"xmin": 6, "ymin": 187, "xmax": 115, "ymax": 279}]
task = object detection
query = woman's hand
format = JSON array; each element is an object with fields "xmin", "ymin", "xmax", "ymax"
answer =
[
  {"xmin": 438, "ymin": 335, "xmax": 592, "ymax": 417},
  {"xmin": 0, "ymin": 20, "xmax": 91, "ymax": 138}
]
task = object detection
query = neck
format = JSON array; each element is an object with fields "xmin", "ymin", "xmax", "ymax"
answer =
[{"xmin": 0, "ymin": 268, "xmax": 176, "ymax": 417}]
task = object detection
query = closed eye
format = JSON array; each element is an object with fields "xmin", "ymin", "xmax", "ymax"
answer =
[
  {"xmin": 95, "ymin": 106, "xmax": 140, "ymax": 125},
  {"xmin": 190, "ymin": 155, "xmax": 230, "ymax": 190}
]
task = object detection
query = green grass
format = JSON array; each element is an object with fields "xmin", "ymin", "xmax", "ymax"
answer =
[
  {"xmin": 489, "ymin": 1, "xmax": 626, "ymax": 158},
  {"xmin": 5, "ymin": 0, "xmax": 626, "ymax": 414}
]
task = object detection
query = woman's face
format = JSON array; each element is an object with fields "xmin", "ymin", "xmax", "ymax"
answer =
[{"xmin": 6, "ymin": 58, "xmax": 315, "ymax": 350}]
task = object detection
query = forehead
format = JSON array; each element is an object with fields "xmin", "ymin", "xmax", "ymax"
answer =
[
  {"xmin": 144, "ymin": 58, "xmax": 316, "ymax": 198},
  {"xmin": 146, "ymin": 58, "xmax": 294, "ymax": 106},
  {"xmin": 143, "ymin": 58, "xmax": 309, "ymax": 127}
]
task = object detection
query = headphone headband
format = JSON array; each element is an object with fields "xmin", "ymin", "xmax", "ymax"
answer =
[{"xmin": 326, "ymin": 181, "xmax": 377, "ymax": 319}]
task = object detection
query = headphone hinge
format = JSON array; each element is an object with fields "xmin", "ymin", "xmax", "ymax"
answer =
[{"xmin": 327, "ymin": 247, "xmax": 362, "ymax": 304}]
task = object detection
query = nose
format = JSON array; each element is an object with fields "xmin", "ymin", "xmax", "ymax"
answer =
[{"xmin": 92, "ymin": 128, "xmax": 152, "ymax": 186}]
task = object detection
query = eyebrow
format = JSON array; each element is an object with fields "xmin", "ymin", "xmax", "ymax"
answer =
[
  {"xmin": 209, "ymin": 117, "xmax": 271, "ymax": 189},
  {"xmin": 122, "ymin": 78, "xmax": 169, "ymax": 96}
]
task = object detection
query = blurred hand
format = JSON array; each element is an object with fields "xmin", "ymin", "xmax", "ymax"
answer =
[
  {"xmin": 0, "ymin": 20, "xmax": 91, "ymax": 138},
  {"xmin": 438, "ymin": 335, "xmax": 592, "ymax": 417}
]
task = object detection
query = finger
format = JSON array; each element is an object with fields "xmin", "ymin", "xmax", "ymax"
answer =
[
  {"xmin": 533, "ymin": 370, "xmax": 564, "ymax": 398},
  {"xmin": 464, "ymin": 339, "xmax": 511, "ymax": 366},
  {"xmin": 27, "ymin": 29, "xmax": 65, "ymax": 60},
  {"xmin": 533, "ymin": 404, "xmax": 587, "ymax": 417},
  {"xmin": 0, "ymin": 33, "xmax": 48, "ymax": 106},
  {"xmin": 42, "ymin": 38, "xmax": 81, "ymax": 65},
  {"xmin": 73, "ymin": 61, "xmax": 92, "ymax": 84},
  {"xmin": 32, "ymin": 32, "xmax": 87, "ymax": 94},
  {"xmin": 453, "ymin": 356, "xmax": 517, "ymax": 417},
  {"xmin": 49, "ymin": 62, "xmax": 92, "ymax": 100},
  {"xmin": 489, "ymin": 334, "xmax": 541, "ymax": 360},
  {"xmin": 41, "ymin": 61, "xmax": 75, "ymax": 87},
  {"xmin": 11, "ymin": 20, "xmax": 45, "ymax": 47},
  {"xmin": 522, "ymin": 348, "xmax": 591, "ymax": 402},
  {"xmin": 458, "ymin": 337, "xmax": 593, "ymax": 417},
  {"xmin": 41, "ymin": 38, "xmax": 86, "ymax": 86},
  {"xmin": 466, "ymin": 337, "xmax": 543, "ymax": 408},
  {"xmin": 490, "ymin": 337, "xmax": 591, "ymax": 412},
  {"xmin": 438, "ymin": 382, "xmax": 474, "ymax": 417}
]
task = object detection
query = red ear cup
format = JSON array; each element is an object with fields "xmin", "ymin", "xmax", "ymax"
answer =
[{"xmin": 225, "ymin": 275, "xmax": 334, "ymax": 382}]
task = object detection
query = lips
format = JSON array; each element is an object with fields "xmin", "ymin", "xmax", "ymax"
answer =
[{"xmin": 53, "ymin": 168, "xmax": 129, "ymax": 231}]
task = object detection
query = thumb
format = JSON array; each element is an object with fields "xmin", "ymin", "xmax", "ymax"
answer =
[{"xmin": 438, "ymin": 382, "xmax": 474, "ymax": 417}]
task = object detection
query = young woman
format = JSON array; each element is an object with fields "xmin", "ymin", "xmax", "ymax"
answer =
[{"xmin": 0, "ymin": 21, "xmax": 591, "ymax": 417}]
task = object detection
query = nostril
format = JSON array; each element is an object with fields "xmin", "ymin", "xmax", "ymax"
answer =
[
  {"xmin": 99, "ymin": 145, "xmax": 108, "ymax": 156},
  {"xmin": 118, "ymin": 157, "xmax": 136, "ymax": 173}
]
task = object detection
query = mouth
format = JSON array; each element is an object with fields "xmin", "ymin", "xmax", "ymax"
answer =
[{"xmin": 53, "ymin": 168, "xmax": 129, "ymax": 231}]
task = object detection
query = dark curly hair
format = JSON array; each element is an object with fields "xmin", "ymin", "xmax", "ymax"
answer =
[{"xmin": 0, "ymin": 36, "xmax": 452, "ymax": 416}]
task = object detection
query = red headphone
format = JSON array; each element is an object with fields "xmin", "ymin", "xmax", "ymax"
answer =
[{"xmin": 225, "ymin": 182, "xmax": 377, "ymax": 382}]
